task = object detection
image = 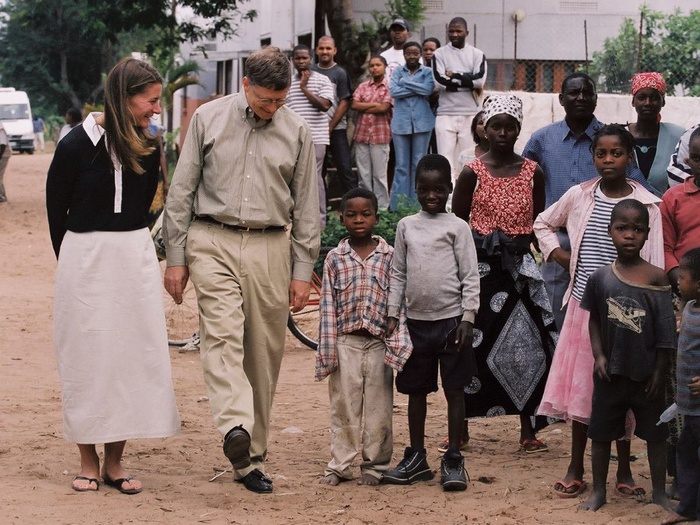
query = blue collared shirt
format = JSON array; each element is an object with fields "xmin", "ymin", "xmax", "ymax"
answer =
[
  {"xmin": 389, "ymin": 64, "xmax": 435, "ymax": 135},
  {"xmin": 522, "ymin": 117, "xmax": 652, "ymax": 208}
]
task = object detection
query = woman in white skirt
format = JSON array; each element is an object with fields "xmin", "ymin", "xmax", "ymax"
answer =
[{"xmin": 46, "ymin": 58, "xmax": 180, "ymax": 494}]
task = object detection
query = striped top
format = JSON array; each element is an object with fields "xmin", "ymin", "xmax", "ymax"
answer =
[
  {"xmin": 286, "ymin": 70, "xmax": 334, "ymax": 146},
  {"xmin": 678, "ymin": 301, "xmax": 700, "ymax": 415},
  {"xmin": 571, "ymin": 185, "xmax": 628, "ymax": 301}
]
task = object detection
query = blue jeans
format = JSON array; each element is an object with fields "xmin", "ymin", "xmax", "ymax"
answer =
[
  {"xmin": 328, "ymin": 128, "xmax": 357, "ymax": 194},
  {"xmin": 390, "ymin": 132, "xmax": 431, "ymax": 210},
  {"xmin": 676, "ymin": 415, "xmax": 700, "ymax": 519}
]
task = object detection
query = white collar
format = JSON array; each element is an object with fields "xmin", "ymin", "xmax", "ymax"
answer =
[{"xmin": 83, "ymin": 112, "xmax": 105, "ymax": 146}]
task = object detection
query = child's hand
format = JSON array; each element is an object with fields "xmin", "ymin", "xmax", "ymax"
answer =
[
  {"xmin": 645, "ymin": 369, "xmax": 666, "ymax": 400},
  {"xmin": 385, "ymin": 317, "xmax": 399, "ymax": 337},
  {"xmin": 455, "ymin": 321, "xmax": 474, "ymax": 353},
  {"xmin": 689, "ymin": 376, "xmax": 700, "ymax": 396},
  {"xmin": 594, "ymin": 355, "xmax": 609, "ymax": 381}
]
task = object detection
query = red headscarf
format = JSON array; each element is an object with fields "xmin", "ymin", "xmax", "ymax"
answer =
[{"xmin": 631, "ymin": 72, "xmax": 666, "ymax": 96}]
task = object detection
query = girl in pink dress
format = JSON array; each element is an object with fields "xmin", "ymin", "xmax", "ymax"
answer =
[{"xmin": 534, "ymin": 124, "xmax": 664, "ymax": 498}]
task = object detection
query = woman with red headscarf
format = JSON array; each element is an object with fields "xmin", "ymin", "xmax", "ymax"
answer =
[{"xmin": 627, "ymin": 72, "xmax": 684, "ymax": 196}]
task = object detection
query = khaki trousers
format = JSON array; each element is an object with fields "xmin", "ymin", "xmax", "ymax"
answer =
[
  {"xmin": 186, "ymin": 220, "xmax": 291, "ymax": 478},
  {"xmin": 325, "ymin": 334, "xmax": 394, "ymax": 480}
]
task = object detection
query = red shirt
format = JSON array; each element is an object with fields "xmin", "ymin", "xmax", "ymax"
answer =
[
  {"xmin": 352, "ymin": 78, "xmax": 392, "ymax": 145},
  {"xmin": 660, "ymin": 177, "xmax": 700, "ymax": 272}
]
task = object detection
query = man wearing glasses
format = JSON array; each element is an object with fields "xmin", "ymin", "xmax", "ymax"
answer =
[{"xmin": 163, "ymin": 46, "xmax": 320, "ymax": 494}]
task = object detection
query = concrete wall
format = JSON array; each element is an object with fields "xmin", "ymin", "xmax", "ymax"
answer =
[{"xmin": 504, "ymin": 91, "xmax": 700, "ymax": 153}]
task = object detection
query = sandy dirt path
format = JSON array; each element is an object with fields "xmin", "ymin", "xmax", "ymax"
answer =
[{"xmin": 0, "ymin": 151, "xmax": 672, "ymax": 524}]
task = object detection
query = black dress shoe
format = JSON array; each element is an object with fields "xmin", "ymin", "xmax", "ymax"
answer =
[
  {"xmin": 237, "ymin": 469, "xmax": 273, "ymax": 494},
  {"xmin": 223, "ymin": 425, "xmax": 251, "ymax": 470}
]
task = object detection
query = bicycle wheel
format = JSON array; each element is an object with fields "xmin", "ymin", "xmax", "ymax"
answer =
[
  {"xmin": 163, "ymin": 278, "xmax": 199, "ymax": 347},
  {"xmin": 287, "ymin": 269, "xmax": 322, "ymax": 350}
]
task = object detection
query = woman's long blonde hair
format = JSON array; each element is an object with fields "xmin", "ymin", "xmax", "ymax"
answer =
[{"xmin": 103, "ymin": 57, "xmax": 162, "ymax": 174}]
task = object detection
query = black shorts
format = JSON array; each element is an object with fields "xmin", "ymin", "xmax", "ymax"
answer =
[
  {"xmin": 588, "ymin": 374, "xmax": 668, "ymax": 443},
  {"xmin": 396, "ymin": 316, "xmax": 476, "ymax": 395}
]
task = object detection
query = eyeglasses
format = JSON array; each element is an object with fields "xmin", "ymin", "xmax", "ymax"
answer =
[{"xmin": 249, "ymin": 84, "xmax": 287, "ymax": 107}]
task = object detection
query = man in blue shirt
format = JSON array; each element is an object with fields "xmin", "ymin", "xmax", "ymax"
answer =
[{"xmin": 523, "ymin": 72, "xmax": 652, "ymax": 329}]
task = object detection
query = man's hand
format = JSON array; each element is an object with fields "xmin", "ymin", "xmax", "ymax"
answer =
[
  {"xmin": 164, "ymin": 265, "xmax": 189, "ymax": 304},
  {"xmin": 455, "ymin": 321, "xmax": 473, "ymax": 353},
  {"xmin": 289, "ymin": 279, "xmax": 311, "ymax": 313},
  {"xmin": 385, "ymin": 316, "xmax": 398, "ymax": 337},
  {"xmin": 594, "ymin": 355, "xmax": 610, "ymax": 381},
  {"xmin": 300, "ymin": 70, "xmax": 311, "ymax": 88},
  {"xmin": 689, "ymin": 376, "xmax": 700, "ymax": 396}
]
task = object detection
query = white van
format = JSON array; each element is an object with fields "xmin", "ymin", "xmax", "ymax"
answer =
[{"xmin": 0, "ymin": 88, "xmax": 34, "ymax": 153}]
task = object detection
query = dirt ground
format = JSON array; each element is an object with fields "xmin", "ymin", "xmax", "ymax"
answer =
[{"xmin": 0, "ymin": 150, "xmax": 675, "ymax": 524}]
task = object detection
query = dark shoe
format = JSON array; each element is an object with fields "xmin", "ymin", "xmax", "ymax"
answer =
[
  {"xmin": 236, "ymin": 468, "xmax": 273, "ymax": 494},
  {"xmin": 382, "ymin": 447, "xmax": 434, "ymax": 485},
  {"xmin": 223, "ymin": 425, "xmax": 251, "ymax": 470},
  {"xmin": 440, "ymin": 451, "xmax": 468, "ymax": 491}
]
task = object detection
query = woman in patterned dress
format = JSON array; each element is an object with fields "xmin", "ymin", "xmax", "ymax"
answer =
[{"xmin": 452, "ymin": 94, "xmax": 556, "ymax": 452}]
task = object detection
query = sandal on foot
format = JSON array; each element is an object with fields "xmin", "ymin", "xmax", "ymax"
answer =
[
  {"xmin": 72, "ymin": 476, "xmax": 99, "ymax": 492},
  {"xmin": 521, "ymin": 439, "xmax": 548, "ymax": 454},
  {"xmin": 437, "ymin": 436, "xmax": 469, "ymax": 454},
  {"xmin": 103, "ymin": 473, "xmax": 142, "ymax": 495},
  {"xmin": 614, "ymin": 482, "xmax": 646, "ymax": 498},
  {"xmin": 553, "ymin": 479, "xmax": 588, "ymax": 498}
]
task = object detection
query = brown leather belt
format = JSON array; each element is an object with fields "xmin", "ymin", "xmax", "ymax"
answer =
[{"xmin": 196, "ymin": 215, "xmax": 286, "ymax": 233}]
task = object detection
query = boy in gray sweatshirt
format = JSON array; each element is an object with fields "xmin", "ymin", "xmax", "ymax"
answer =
[{"xmin": 384, "ymin": 154, "xmax": 480, "ymax": 491}]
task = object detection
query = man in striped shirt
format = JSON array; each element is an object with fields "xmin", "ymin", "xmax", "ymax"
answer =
[{"xmin": 287, "ymin": 44, "xmax": 335, "ymax": 226}]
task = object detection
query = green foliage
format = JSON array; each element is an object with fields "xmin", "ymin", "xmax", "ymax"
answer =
[
  {"xmin": 589, "ymin": 7, "xmax": 699, "ymax": 95},
  {"xmin": 0, "ymin": 0, "xmax": 255, "ymax": 116}
]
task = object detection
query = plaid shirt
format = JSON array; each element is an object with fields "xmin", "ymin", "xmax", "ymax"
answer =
[
  {"xmin": 315, "ymin": 236, "xmax": 412, "ymax": 381},
  {"xmin": 352, "ymin": 78, "xmax": 393, "ymax": 145}
]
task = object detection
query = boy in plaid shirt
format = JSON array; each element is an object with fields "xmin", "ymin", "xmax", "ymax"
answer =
[{"xmin": 316, "ymin": 188, "xmax": 412, "ymax": 486}]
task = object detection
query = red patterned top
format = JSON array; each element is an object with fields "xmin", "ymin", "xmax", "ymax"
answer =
[{"xmin": 469, "ymin": 157, "xmax": 537, "ymax": 236}]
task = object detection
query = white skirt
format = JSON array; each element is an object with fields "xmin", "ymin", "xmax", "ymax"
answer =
[{"xmin": 54, "ymin": 229, "xmax": 180, "ymax": 443}]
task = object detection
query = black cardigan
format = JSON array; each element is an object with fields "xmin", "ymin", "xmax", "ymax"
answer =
[{"xmin": 46, "ymin": 125, "xmax": 160, "ymax": 257}]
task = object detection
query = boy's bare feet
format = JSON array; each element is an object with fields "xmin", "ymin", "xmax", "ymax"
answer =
[
  {"xmin": 358, "ymin": 473, "xmax": 380, "ymax": 486},
  {"xmin": 579, "ymin": 487, "xmax": 607, "ymax": 511},
  {"xmin": 319, "ymin": 473, "xmax": 342, "ymax": 486},
  {"xmin": 659, "ymin": 510, "xmax": 696, "ymax": 525}
]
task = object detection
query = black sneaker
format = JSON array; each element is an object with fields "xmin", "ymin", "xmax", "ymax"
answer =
[
  {"xmin": 440, "ymin": 451, "xmax": 468, "ymax": 491},
  {"xmin": 382, "ymin": 447, "xmax": 434, "ymax": 485}
]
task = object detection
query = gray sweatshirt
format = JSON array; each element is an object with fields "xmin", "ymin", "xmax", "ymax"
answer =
[{"xmin": 388, "ymin": 211, "xmax": 480, "ymax": 322}]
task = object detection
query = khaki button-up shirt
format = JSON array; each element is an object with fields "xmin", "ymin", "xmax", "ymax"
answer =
[{"xmin": 164, "ymin": 92, "xmax": 320, "ymax": 282}]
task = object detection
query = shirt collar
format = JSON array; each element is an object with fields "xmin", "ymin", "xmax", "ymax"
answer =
[
  {"xmin": 83, "ymin": 112, "xmax": 105, "ymax": 146},
  {"xmin": 235, "ymin": 92, "xmax": 271, "ymax": 126},
  {"xmin": 559, "ymin": 116, "xmax": 601, "ymax": 142},
  {"xmin": 337, "ymin": 236, "xmax": 391, "ymax": 255}
]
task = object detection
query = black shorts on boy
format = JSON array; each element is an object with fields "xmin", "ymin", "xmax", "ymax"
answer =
[
  {"xmin": 588, "ymin": 374, "xmax": 669, "ymax": 443},
  {"xmin": 396, "ymin": 315, "xmax": 476, "ymax": 395}
]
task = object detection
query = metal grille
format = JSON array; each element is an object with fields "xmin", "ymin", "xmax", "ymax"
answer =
[
  {"xmin": 423, "ymin": 0, "xmax": 443, "ymax": 11},
  {"xmin": 559, "ymin": 1, "xmax": 598, "ymax": 13}
]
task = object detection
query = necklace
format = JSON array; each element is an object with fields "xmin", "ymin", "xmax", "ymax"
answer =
[{"xmin": 635, "ymin": 144, "xmax": 656, "ymax": 154}]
